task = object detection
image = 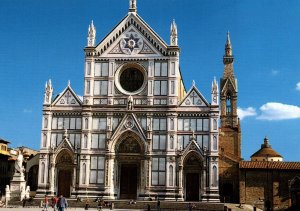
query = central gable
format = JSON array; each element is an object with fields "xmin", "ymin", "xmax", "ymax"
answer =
[{"xmin": 95, "ymin": 14, "xmax": 168, "ymax": 57}]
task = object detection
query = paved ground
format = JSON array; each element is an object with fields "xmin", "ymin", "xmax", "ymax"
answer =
[{"xmin": 0, "ymin": 208, "xmax": 145, "ymax": 211}]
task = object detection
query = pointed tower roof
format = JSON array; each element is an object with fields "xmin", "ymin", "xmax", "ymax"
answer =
[
  {"xmin": 223, "ymin": 31, "xmax": 234, "ymax": 65},
  {"xmin": 171, "ymin": 19, "xmax": 177, "ymax": 36},
  {"xmin": 251, "ymin": 137, "xmax": 283, "ymax": 160}
]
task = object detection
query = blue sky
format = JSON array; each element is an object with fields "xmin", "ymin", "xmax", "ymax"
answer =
[{"xmin": 0, "ymin": 0, "xmax": 300, "ymax": 161}]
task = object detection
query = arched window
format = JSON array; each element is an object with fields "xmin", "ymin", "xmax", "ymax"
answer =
[
  {"xmin": 212, "ymin": 166, "xmax": 217, "ymax": 187},
  {"xmin": 169, "ymin": 165, "xmax": 174, "ymax": 186},
  {"xmin": 85, "ymin": 118, "xmax": 88, "ymax": 130},
  {"xmin": 169, "ymin": 135, "xmax": 174, "ymax": 149},
  {"xmin": 84, "ymin": 135, "xmax": 88, "ymax": 148},
  {"xmin": 42, "ymin": 134, "xmax": 47, "ymax": 148},
  {"xmin": 213, "ymin": 119, "xmax": 217, "ymax": 130},
  {"xmin": 226, "ymin": 94, "xmax": 231, "ymax": 114},
  {"xmin": 170, "ymin": 118, "xmax": 174, "ymax": 130},
  {"xmin": 213, "ymin": 136, "xmax": 217, "ymax": 150},
  {"xmin": 44, "ymin": 117, "xmax": 48, "ymax": 128},
  {"xmin": 82, "ymin": 163, "xmax": 86, "ymax": 184},
  {"xmin": 41, "ymin": 162, "xmax": 45, "ymax": 183}
]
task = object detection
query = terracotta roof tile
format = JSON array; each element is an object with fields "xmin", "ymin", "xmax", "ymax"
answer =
[{"xmin": 239, "ymin": 161, "xmax": 300, "ymax": 170}]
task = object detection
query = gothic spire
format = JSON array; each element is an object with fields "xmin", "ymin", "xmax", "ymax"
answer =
[
  {"xmin": 87, "ymin": 20, "xmax": 96, "ymax": 47},
  {"xmin": 223, "ymin": 31, "xmax": 234, "ymax": 65},
  {"xmin": 211, "ymin": 77, "xmax": 219, "ymax": 106},
  {"xmin": 129, "ymin": 0, "xmax": 137, "ymax": 13},
  {"xmin": 170, "ymin": 19, "xmax": 178, "ymax": 46},
  {"xmin": 44, "ymin": 79, "xmax": 53, "ymax": 105}
]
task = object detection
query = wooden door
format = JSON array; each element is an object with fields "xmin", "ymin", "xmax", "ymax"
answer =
[
  {"xmin": 186, "ymin": 173, "xmax": 199, "ymax": 201},
  {"xmin": 57, "ymin": 170, "xmax": 71, "ymax": 197},
  {"xmin": 120, "ymin": 164, "xmax": 137, "ymax": 199}
]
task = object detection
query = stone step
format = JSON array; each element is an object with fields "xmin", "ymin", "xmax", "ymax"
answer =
[{"xmin": 8, "ymin": 198, "xmax": 224, "ymax": 210}]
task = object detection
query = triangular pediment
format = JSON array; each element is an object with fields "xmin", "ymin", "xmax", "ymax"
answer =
[
  {"xmin": 110, "ymin": 113, "xmax": 146, "ymax": 141},
  {"xmin": 94, "ymin": 13, "xmax": 168, "ymax": 57},
  {"xmin": 179, "ymin": 86, "xmax": 209, "ymax": 107},
  {"xmin": 101, "ymin": 26, "xmax": 162, "ymax": 57},
  {"xmin": 52, "ymin": 85, "xmax": 82, "ymax": 107},
  {"xmin": 181, "ymin": 139, "xmax": 205, "ymax": 161},
  {"xmin": 54, "ymin": 136, "xmax": 75, "ymax": 154},
  {"xmin": 221, "ymin": 77, "xmax": 238, "ymax": 95}
]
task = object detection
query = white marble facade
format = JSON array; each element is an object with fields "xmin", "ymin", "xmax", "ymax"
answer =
[{"xmin": 37, "ymin": 0, "xmax": 220, "ymax": 202}]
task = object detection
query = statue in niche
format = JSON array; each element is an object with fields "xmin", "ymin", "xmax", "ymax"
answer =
[{"xmin": 127, "ymin": 95, "xmax": 133, "ymax": 110}]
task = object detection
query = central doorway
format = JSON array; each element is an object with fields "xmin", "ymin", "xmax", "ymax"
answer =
[
  {"xmin": 120, "ymin": 164, "xmax": 138, "ymax": 199},
  {"xmin": 186, "ymin": 173, "xmax": 200, "ymax": 201},
  {"xmin": 57, "ymin": 170, "xmax": 72, "ymax": 197}
]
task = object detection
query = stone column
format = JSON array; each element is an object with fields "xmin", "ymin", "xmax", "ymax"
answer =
[
  {"xmin": 178, "ymin": 164, "xmax": 183, "ymax": 199},
  {"xmin": 49, "ymin": 162, "xmax": 55, "ymax": 195}
]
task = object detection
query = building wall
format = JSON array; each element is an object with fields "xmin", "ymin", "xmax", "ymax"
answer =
[
  {"xmin": 36, "ymin": 6, "xmax": 220, "ymax": 202},
  {"xmin": 240, "ymin": 168, "xmax": 300, "ymax": 210}
]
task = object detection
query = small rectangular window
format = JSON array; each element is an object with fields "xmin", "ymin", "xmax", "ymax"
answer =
[
  {"xmin": 86, "ymin": 62, "xmax": 91, "ymax": 75},
  {"xmin": 95, "ymin": 63, "xmax": 109, "ymax": 77},
  {"xmin": 171, "ymin": 81, "xmax": 175, "ymax": 94},
  {"xmin": 203, "ymin": 119, "xmax": 209, "ymax": 131},
  {"xmin": 86, "ymin": 80, "xmax": 90, "ymax": 94},
  {"xmin": 153, "ymin": 118, "xmax": 167, "ymax": 131},
  {"xmin": 152, "ymin": 135, "xmax": 166, "ymax": 150},
  {"xmin": 154, "ymin": 80, "xmax": 168, "ymax": 96},
  {"xmin": 92, "ymin": 118, "xmax": 107, "ymax": 130},
  {"xmin": 154, "ymin": 62, "xmax": 168, "ymax": 76},
  {"xmin": 171, "ymin": 62, "xmax": 175, "ymax": 75},
  {"xmin": 76, "ymin": 118, "xmax": 82, "ymax": 129},
  {"xmin": 151, "ymin": 157, "xmax": 166, "ymax": 186},
  {"xmin": 52, "ymin": 117, "xmax": 57, "ymax": 129},
  {"xmin": 90, "ymin": 156, "xmax": 105, "ymax": 184}
]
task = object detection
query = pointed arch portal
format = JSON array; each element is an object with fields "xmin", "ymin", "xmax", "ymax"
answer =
[
  {"xmin": 115, "ymin": 131, "xmax": 145, "ymax": 199},
  {"xmin": 55, "ymin": 150, "xmax": 74, "ymax": 197},
  {"xmin": 183, "ymin": 152, "xmax": 203, "ymax": 201}
]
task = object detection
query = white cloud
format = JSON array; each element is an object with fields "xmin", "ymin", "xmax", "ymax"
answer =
[
  {"xmin": 296, "ymin": 82, "xmax": 300, "ymax": 91},
  {"xmin": 237, "ymin": 107, "xmax": 257, "ymax": 120},
  {"xmin": 257, "ymin": 102, "xmax": 300, "ymax": 120}
]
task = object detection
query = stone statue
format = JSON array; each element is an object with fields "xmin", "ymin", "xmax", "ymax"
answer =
[
  {"xmin": 15, "ymin": 150, "xmax": 24, "ymax": 174},
  {"xmin": 127, "ymin": 95, "xmax": 133, "ymax": 110}
]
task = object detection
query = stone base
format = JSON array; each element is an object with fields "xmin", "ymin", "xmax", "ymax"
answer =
[{"xmin": 9, "ymin": 173, "xmax": 27, "ymax": 201}]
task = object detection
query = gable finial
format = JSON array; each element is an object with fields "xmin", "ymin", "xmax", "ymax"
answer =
[
  {"xmin": 192, "ymin": 80, "xmax": 195, "ymax": 87},
  {"xmin": 44, "ymin": 79, "xmax": 53, "ymax": 105},
  {"xmin": 87, "ymin": 20, "xmax": 96, "ymax": 47},
  {"xmin": 211, "ymin": 77, "xmax": 219, "ymax": 106},
  {"xmin": 170, "ymin": 19, "xmax": 178, "ymax": 46},
  {"xmin": 129, "ymin": 0, "xmax": 137, "ymax": 13},
  {"xmin": 68, "ymin": 80, "xmax": 71, "ymax": 87}
]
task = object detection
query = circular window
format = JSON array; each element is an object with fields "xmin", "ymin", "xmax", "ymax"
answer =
[
  {"xmin": 115, "ymin": 63, "xmax": 147, "ymax": 95},
  {"xmin": 120, "ymin": 68, "xmax": 144, "ymax": 92}
]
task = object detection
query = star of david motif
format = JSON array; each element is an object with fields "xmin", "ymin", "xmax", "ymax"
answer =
[
  {"xmin": 124, "ymin": 34, "xmax": 140, "ymax": 52},
  {"xmin": 120, "ymin": 32, "xmax": 143, "ymax": 55}
]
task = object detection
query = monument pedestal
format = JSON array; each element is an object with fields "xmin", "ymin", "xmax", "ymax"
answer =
[{"xmin": 9, "ymin": 172, "xmax": 27, "ymax": 201}]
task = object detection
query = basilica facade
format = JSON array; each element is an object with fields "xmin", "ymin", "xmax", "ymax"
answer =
[{"xmin": 36, "ymin": 0, "xmax": 220, "ymax": 202}]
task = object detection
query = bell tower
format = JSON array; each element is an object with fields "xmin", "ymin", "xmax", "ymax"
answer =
[
  {"xmin": 220, "ymin": 32, "xmax": 238, "ymax": 128},
  {"xmin": 219, "ymin": 32, "xmax": 241, "ymax": 203}
]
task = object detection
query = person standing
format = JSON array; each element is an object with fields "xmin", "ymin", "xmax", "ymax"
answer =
[
  {"xmin": 57, "ymin": 195, "xmax": 68, "ymax": 211},
  {"xmin": 44, "ymin": 195, "xmax": 49, "ymax": 211},
  {"xmin": 52, "ymin": 196, "xmax": 58, "ymax": 211}
]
